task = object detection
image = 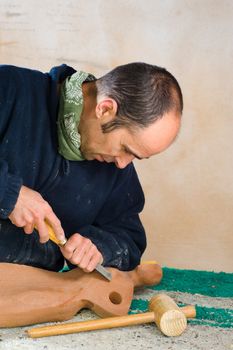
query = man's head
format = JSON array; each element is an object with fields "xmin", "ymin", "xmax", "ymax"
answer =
[{"xmin": 79, "ymin": 62, "xmax": 183, "ymax": 168}]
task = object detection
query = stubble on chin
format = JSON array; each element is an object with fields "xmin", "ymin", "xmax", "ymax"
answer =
[{"xmin": 80, "ymin": 146, "xmax": 94, "ymax": 161}]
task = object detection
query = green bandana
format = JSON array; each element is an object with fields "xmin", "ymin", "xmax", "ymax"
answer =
[{"xmin": 57, "ymin": 70, "xmax": 96, "ymax": 161}]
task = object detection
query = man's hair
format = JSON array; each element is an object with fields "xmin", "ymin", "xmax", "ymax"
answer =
[{"xmin": 96, "ymin": 62, "xmax": 183, "ymax": 133}]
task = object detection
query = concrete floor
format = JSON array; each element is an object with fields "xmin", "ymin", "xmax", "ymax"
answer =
[
  {"xmin": 0, "ymin": 314, "xmax": 232, "ymax": 350},
  {"xmin": 1, "ymin": 290, "xmax": 232, "ymax": 350}
]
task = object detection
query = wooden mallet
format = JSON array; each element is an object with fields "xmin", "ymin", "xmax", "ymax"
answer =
[{"xmin": 27, "ymin": 294, "xmax": 196, "ymax": 338}]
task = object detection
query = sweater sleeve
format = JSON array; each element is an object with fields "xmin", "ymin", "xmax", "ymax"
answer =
[
  {"xmin": 67, "ymin": 164, "xmax": 147, "ymax": 271},
  {"xmin": 0, "ymin": 160, "xmax": 23, "ymax": 219},
  {"xmin": 0, "ymin": 66, "xmax": 25, "ymax": 218}
]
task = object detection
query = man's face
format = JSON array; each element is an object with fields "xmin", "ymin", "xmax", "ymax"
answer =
[{"xmin": 80, "ymin": 110, "xmax": 181, "ymax": 169}]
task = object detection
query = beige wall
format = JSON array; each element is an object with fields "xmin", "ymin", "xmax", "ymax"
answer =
[{"xmin": 0, "ymin": 0, "xmax": 232, "ymax": 272}]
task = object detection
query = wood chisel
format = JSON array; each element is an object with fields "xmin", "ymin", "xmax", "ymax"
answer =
[{"xmin": 35, "ymin": 222, "xmax": 112, "ymax": 281}]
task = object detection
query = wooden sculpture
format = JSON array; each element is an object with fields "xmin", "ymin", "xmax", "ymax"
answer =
[
  {"xmin": 0, "ymin": 261, "xmax": 162, "ymax": 328},
  {"xmin": 28, "ymin": 294, "xmax": 196, "ymax": 338}
]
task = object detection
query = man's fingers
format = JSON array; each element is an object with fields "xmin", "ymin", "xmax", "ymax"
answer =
[
  {"xmin": 68, "ymin": 244, "xmax": 88, "ymax": 265},
  {"xmin": 60, "ymin": 233, "xmax": 103, "ymax": 272},
  {"xmin": 84, "ymin": 251, "xmax": 103, "ymax": 272},
  {"xmin": 60, "ymin": 233, "xmax": 83, "ymax": 259},
  {"xmin": 9, "ymin": 185, "xmax": 64, "ymax": 244},
  {"xmin": 78, "ymin": 243, "xmax": 95, "ymax": 269},
  {"xmin": 63, "ymin": 236, "xmax": 93, "ymax": 265},
  {"xmin": 35, "ymin": 219, "xmax": 50, "ymax": 243},
  {"xmin": 23, "ymin": 213, "xmax": 35, "ymax": 234},
  {"xmin": 46, "ymin": 211, "xmax": 65, "ymax": 243},
  {"xmin": 24, "ymin": 223, "xmax": 34, "ymax": 234}
]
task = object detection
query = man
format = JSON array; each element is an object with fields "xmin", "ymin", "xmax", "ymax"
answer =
[{"xmin": 0, "ymin": 62, "xmax": 182, "ymax": 273}]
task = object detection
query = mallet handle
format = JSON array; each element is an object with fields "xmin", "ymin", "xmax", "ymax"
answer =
[
  {"xmin": 181, "ymin": 305, "xmax": 196, "ymax": 318},
  {"xmin": 27, "ymin": 312, "xmax": 154, "ymax": 338},
  {"xmin": 27, "ymin": 305, "xmax": 195, "ymax": 338}
]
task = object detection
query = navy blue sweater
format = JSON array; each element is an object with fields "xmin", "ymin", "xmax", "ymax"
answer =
[{"xmin": 0, "ymin": 64, "xmax": 146, "ymax": 271}]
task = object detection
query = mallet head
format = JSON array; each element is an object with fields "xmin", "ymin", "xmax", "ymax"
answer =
[{"xmin": 149, "ymin": 294, "xmax": 187, "ymax": 336}]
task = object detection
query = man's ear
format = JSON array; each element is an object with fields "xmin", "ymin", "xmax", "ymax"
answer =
[{"xmin": 95, "ymin": 98, "xmax": 118, "ymax": 122}]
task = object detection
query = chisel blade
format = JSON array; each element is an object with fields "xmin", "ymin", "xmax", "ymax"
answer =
[{"xmin": 95, "ymin": 263, "xmax": 112, "ymax": 281}]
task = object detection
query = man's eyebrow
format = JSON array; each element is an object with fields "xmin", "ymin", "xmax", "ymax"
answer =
[{"xmin": 124, "ymin": 146, "xmax": 144, "ymax": 160}]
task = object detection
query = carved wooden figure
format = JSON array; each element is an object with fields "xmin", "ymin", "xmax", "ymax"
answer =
[{"xmin": 0, "ymin": 262, "xmax": 162, "ymax": 327}]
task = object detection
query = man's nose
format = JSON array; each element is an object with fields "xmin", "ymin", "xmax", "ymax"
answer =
[{"xmin": 115, "ymin": 155, "xmax": 135, "ymax": 169}]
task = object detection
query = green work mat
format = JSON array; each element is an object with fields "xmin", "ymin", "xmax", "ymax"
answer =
[{"xmin": 129, "ymin": 267, "xmax": 233, "ymax": 329}]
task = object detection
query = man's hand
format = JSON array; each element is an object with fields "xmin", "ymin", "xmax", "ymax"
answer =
[
  {"xmin": 9, "ymin": 185, "xmax": 65, "ymax": 243},
  {"xmin": 60, "ymin": 233, "xmax": 103, "ymax": 272}
]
